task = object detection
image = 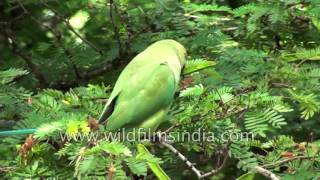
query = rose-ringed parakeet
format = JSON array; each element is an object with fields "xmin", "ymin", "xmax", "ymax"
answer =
[
  {"xmin": 0, "ymin": 40, "xmax": 218, "ymax": 137},
  {"xmin": 98, "ymin": 39, "xmax": 186, "ymax": 132}
]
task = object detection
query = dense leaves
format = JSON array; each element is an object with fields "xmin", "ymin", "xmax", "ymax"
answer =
[{"xmin": 1, "ymin": 0, "xmax": 320, "ymax": 179}]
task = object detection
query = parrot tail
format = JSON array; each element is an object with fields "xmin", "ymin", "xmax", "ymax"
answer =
[{"xmin": 0, "ymin": 128, "xmax": 37, "ymax": 136}]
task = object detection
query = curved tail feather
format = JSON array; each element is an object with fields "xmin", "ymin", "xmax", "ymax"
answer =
[{"xmin": 0, "ymin": 128, "xmax": 37, "ymax": 136}]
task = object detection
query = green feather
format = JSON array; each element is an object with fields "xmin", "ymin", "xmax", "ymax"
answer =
[
  {"xmin": 0, "ymin": 128, "xmax": 36, "ymax": 136},
  {"xmin": 99, "ymin": 40, "xmax": 186, "ymax": 132}
]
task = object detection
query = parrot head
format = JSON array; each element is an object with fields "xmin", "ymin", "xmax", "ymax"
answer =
[
  {"xmin": 155, "ymin": 39, "xmax": 187, "ymax": 67},
  {"xmin": 165, "ymin": 39, "xmax": 187, "ymax": 67},
  {"xmin": 145, "ymin": 39, "xmax": 187, "ymax": 82}
]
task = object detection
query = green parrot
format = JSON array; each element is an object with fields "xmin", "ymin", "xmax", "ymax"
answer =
[
  {"xmin": 98, "ymin": 39, "xmax": 186, "ymax": 133},
  {"xmin": 0, "ymin": 40, "xmax": 215, "ymax": 180},
  {"xmin": 0, "ymin": 39, "xmax": 218, "ymax": 137}
]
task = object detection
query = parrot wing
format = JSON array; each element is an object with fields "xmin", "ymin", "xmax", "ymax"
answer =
[
  {"xmin": 98, "ymin": 56, "xmax": 148, "ymax": 124},
  {"xmin": 99, "ymin": 62, "xmax": 177, "ymax": 131},
  {"xmin": 98, "ymin": 93, "xmax": 118, "ymax": 124}
]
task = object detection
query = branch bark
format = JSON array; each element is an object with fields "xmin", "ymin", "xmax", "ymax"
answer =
[
  {"xmin": 16, "ymin": 0, "xmax": 82, "ymax": 80},
  {"xmin": 3, "ymin": 28, "xmax": 48, "ymax": 87},
  {"xmin": 40, "ymin": 0, "xmax": 103, "ymax": 55},
  {"xmin": 108, "ymin": 0, "xmax": 122, "ymax": 55},
  {"xmin": 262, "ymin": 155, "xmax": 315, "ymax": 168},
  {"xmin": 0, "ymin": 166, "xmax": 15, "ymax": 173},
  {"xmin": 49, "ymin": 54, "xmax": 131, "ymax": 90},
  {"xmin": 156, "ymin": 132, "xmax": 228, "ymax": 179},
  {"xmin": 254, "ymin": 166, "xmax": 280, "ymax": 180}
]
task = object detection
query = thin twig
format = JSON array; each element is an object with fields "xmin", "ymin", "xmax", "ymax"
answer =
[
  {"xmin": 108, "ymin": 0, "xmax": 122, "ymax": 55},
  {"xmin": 156, "ymin": 132, "xmax": 228, "ymax": 179},
  {"xmin": 254, "ymin": 166, "xmax": 280, "ymax": 180},
  {"xmin": 16, "ymin": 0, "xmax": 82, "ymax": 80},
  {"xmin": 108, "ymin": 163, "xmax": 116, "ymax": 180},
  {"xmin": 270, "ymin": 82, "xmax": 293, "ymax": 88},
  {"xmin": 49, "ymin": 54, "xmax": 132, "ymax": 89},
  {"xmin": 262, "ymin": 155, "xmax": 315, "ymax": 168},
  {"xmin": 40, "ymin": 0, "xmax": 103, "ymax": 55},
  {"xmin": 73, "ymin": 147, "xmax": 86, "ymax": 178},
  {"xmin": 221, "ymin": 27, "xmax": 239, "ymax": 32},
  {"xmin": 256, "ymin": 154, "xmax": 317, "ymax": 179},
  {"xmin": 163, "ymin": 123, "xmax": 180, "ymax": 134},
  {"xmin": 3, "ymin": 28, "xmax": 48, "ymax": 87},
  {"xmin": 0, "ymin": 166, "xmax": 15, "ymax": 172},
  {"xmin": 112, "ymin": 1, "xmax": 131, "ymax": 52},
  {"xmin": 164, "ymin": 107, "xmax": 247, "ymax": 133}
]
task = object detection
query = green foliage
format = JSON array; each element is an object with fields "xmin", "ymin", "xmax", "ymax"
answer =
[
  {"xmin": 244, "ymin": 108, "xmax": 286, "ymax": 137},
  {"xmin": 1, "ymin": 0, "xmax": 320, "ymax": 179},
  {"xmin": 183, "ymin": 59, "xmax": 216, "ymax": 75},
  {"xmin": 288, "ymin": 89, "xmax": 320, "ymax": 120},
  {"xmin": 0, "ymin": 69, "xmax": 31, "ymax": 122},
  {"xmin": 179, "ymin": 84, "xmax": 204, "ymax": 97},
  {"xmin": 229, "ymin": 141, "xmax": 258, "ymax": 171},
  {"xmin": 137, "ymin": 144, "xmax": 170, "ymax": 180},
  {"xmin": 0, "ymin": 68, "xmax": 29, "ymax": 85},
  {"xmin": 282, "ymin": 47, "xmax": 320, "ymax": 62}
]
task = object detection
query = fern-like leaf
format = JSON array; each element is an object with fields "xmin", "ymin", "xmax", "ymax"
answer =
[
  {"xmin": 183, "ymin": 59, "xmax": 216, "ymax": 75},
  {"xmin": 0, "ymin": 68, "xmax": 28, "ymax": 84},
  {"xmin": 282, "ymin": 47, "xmax": 320, "ymax": 62},
  {"xmin": 244, "ymin": 108, "xmax": 286, "ymax": 137},
  {"xmin": 179, "ymin": 84, "xmax": 204, "ymax": 97}
]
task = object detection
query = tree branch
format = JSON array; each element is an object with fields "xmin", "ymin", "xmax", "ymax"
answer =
[
  {"xmin": 48, "ymin": 54, "xmax": 132, "ymax": 90},
  {"xmin": 40, "ymin": 0, "xmax": 103, "ymax": 55},
  {"xmin": 14, "ymin": 0, "xmax": 128, "ymax": 90},
  {"xmin": 3, "ymin": 28, "xmax": 48, "ymax": 87},
  {"xmin": 156, "ymin": 132, "xmax": 228, "ymax": 179},
  {"xmin": 262, "ymin": 155, "xmax": 315, "ymax": 168},
  {"xmin": 108, "ymin": 0, "xmax": 122, "ymax": 55},
  {"xmin": 254, "ymin": 166, "xmax": 280, "ymax": 180},
  {"xmin": 164, "ymin": 107, "xmax": 247, "ymax": 134},
  {"xmin": 16, "ymin": 0, "xmax": 82, "ymax": 80},
  {"xmin": 0, "ymin": 120, "xmax": 16, "ymax": 129},
  {"xmin": 113, "ymin": 1, "xmax": 131, "ymax": 53},
  {"xmin": 0, "ymin": 166, "xmax": 15, "ymax": 173}
]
